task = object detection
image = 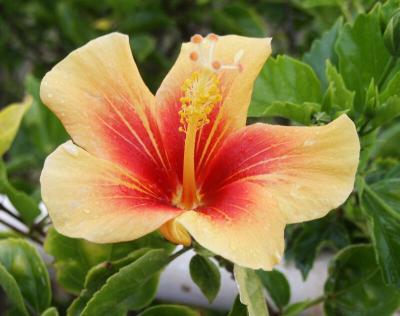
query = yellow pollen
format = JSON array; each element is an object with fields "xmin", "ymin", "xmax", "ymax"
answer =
[{"xmin": 178, "ymin": 70, "xmax": 222, "ymax": 133}]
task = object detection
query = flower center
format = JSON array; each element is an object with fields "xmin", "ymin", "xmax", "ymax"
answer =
[
  {"xmin": 180, "ymin": 69, "xmax": 221, "ymax": 210},
  {"xmin": 179, "ymin": 33, "xmax": 244, "ymax": 210}
]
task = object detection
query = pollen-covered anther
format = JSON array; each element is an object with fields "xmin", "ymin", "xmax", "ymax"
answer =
[
  {"xmin": 190, "ymin": 51, "xmax": 199, "ymax": 61},
  {"xmin": 178, "ymin": 70, "xmax": 222, "ymax": 133},
  {"xmin": 188, "ymin": 33, "xmax": 245, "ymax": 73},
  {"xmin": 212, "ymin": 60, "xmax": 221, "ymax": 70},
  {"xmin": 191, "ymin": 34, "xmax": 203, "ymax": 44},
  {"xmin": 207, "ymin": 33, "xmax": 219, "ymax": 41}
]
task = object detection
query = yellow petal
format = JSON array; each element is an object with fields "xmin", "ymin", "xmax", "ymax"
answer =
[
  {"xmin": 201, "ymin": 115, "xmax": 360, "ymax": 224},
  {"xmin": 177, "ymin": 181, "xmax": 285, "ymax": 270},
  {"xmin": 0, "ymin": 96, "xmax": 32, "ymax": 156},
  {"xmin": 178, "ymin": 115, "xmax": 359, "ymax": 269},
  {"xmin": 40, "ymin": 33, "xmax": 172, "ymax": 188},
  {"xmin": 40, "ymin": 141, "xmax": 183, "ymax": 243}
]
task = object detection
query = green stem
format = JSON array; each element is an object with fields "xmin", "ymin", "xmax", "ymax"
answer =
[
  {"xmin": 169, "ymin": 246, "xmax": 190, "ymax": 262},
  {"xmin": 306, "ymin": 295, "xmax": 325, "ymax": 307},
  {"xmin": 378, "ymin": 56, "xmax": 397, "ymax": 90}
]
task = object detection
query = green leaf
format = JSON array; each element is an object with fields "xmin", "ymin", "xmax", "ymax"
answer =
[
  {"xmin": 362, "ymin": 180, "xmax": 400, "ymax": 288},
  {"xmin": 0, "ymin": 160, "xmax": 41, "ymax": 224},
  {"xmin": 256, "ymin": 269, "xmax": 290, "ymax": 309},
  {"xmin": 44, "ymin": 227, "xmax": 173, "ymax": 294},
  {"xmin": 370, "ymin": 95, "xmax": 400, "ymax": 128},
  {"xmin": 260, "ymin": 101, "xmax": 320, "ymax": 125},
  {"xmin": 80, "ymin": 249, "xmax": 170, "ymax": 316},
  {"xmin": 193, "ymin": 242, "xmax": 215, "ymax": 257},
  {"xmin": 138, "ymin": 305, "xmax": 199, "ymax": 316},
  {"xmin": 0, "ymin": 97, "xmax": 31, "ymax": 156},
  {"xmin": 335, "ymin": 12, "xmax": 390, "ymax": 112},
  {"xmin": 234, "ymin": 265, "xmax": 269, "ymax": 316},
  {"xmin": 286, "ymin": 215, "xmax": 350, "ymax": 279},
  {"xmin": 0, "ymin": 263, "xmax": 29, "ymax": 316},
  {"xmin": 228, "ymin": 296, "xmax": 247, "ymax": 316},
  {"xmin": 324, "ymin": 245, "xmax": 400, "ymax": 316},
  {"xmin": 323, "ymin": 60, "xmax": 354, "ymax": 115},
  {"xmin": 0, "ymin": 238, "xmax": 51, "ymax": 314},
  {"xmin": 380, "ymin": 71, "xmax": 400, "ymax": 102},
  {"xmin": 303, "ymin": 18, "xmax": 343, "ymax": 88},
  {"xmin": 249, "ymin": 55, "xmax": 322, "ymax": 119},
  {"xmin": 373, "ymin": 122, "xmax": 400, "ymax": 158},
  {"xmin": 283, "ymin": 300, "xmax": 314, "ymax": 316},
  {"xmin": 67, "ymin": 249, "xmax": 158, "ymax": 316},
  {"xmin": 41, "ymin": 307, "xmax": 59, "ymax": 316},
  {"xmin": 189, "ymin": 255, "xmax": 221, "ymax": 303}
]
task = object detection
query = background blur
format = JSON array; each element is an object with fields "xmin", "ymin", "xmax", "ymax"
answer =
[{"xmin": 0, "ymin": 0, "xmax": 378, "ymax": 106}]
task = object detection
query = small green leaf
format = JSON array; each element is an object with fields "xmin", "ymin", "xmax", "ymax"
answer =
[
  {"xmin": 67, "ymin": 248, "xmax": 158, "ymax": 316},
  {"xmin": 286, "ymin": 215, "xmax": 350, "ymax": 279},
  {"xmin": 259, "ymin": 101, "xmax": 320, "ymax": 125},
  {"xmin": 234, "ymin": 265, "xmax": 269, "ymax": 316},
  {"xmin": 44, "ymin": 227, "xmax": 173, "ymax": 294},
  {"xmin": 80, "ymin": 249, "xmax": 170, "ymax": 316},
  {"xmin": 0, "ymin": 97, "xmax": 31, "ymax": 156},
  {"xmin": 0, "ymin": 160, "xmax": 41, "ymax": 224},
  {"xmin": 303, "ymin": 18, "xmax": 343, "ymax": 88},
  {"xmin": 189, "ymin": 255, "xmax": 221, "ymax": 303},
  {"xmin": 380, "ymin": 71, "xmax": 400, "ymax": 102},
  {"xmin": 193, "ymin": 242, "xmax": 215, "ymax": 257},
  {"xmin": 324, "ymin": 245, "xmax": 400, "ymax": 316},
  {"xmin": 257, "ymin": 269, "xmax": 290, "ymax": 309},
  {"xmin": 370, "ymin": 95, "xmax": 400, "ymax": 128},
  {"xmin": 283, "ymin": 300, "xmax": 314, "ymax": 316},
  {"xmin": 41, "ymin": 307, "xmax": 59, "ymax": 316},
  {"xmin": 335, "ymin": 12, "xmax": 390, "ymax": 112},
  {"xmin": 383, "ymin": 11, "xmax": 400, "ymax": 56},
  {"xmin": 0, "ymin": 263, "xmax": 29, "ymax": 316},
  {"xmin": 373, "ymin": 123, "xmax": 400, "ymax": 158},
  {"xmin": 0, "ymin": 238, "xmax": 51, "ymax": 314},
  {"xmin": 228, "ymin": 296, "xmax": 248, "ymax": 316},
  {"xmin": 362, "ymin": 180, "xmax": 400, "ymax": 288},
  {"xmin": 323, "ymin": 60, "xmax": 354, "ymax": 115},
  {"xmin": 249, "ymin": 55, "xmax": 322, "ymax": 118},
  {"xmin": 138, "ymin": 305, "xmax": 199, "ymax": 316}
]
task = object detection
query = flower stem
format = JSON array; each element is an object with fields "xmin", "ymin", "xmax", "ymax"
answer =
[{"xmin": 169, "ymin": 246, "xmax": 191, "ymax": 262}]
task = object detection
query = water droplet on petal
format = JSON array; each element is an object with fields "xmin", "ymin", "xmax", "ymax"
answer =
[
  {"xmin": 62, "ymin": 142, "xmax": 79, "ymax": 157},
  {"xmin": 303, "ymin": 139, "xmax": 316, "ymax": 147}
]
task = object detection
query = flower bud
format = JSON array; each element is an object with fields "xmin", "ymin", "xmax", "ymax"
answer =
[{"xmin": 384, "ymin": 12, "xmax": 400, "ymax": 57}]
